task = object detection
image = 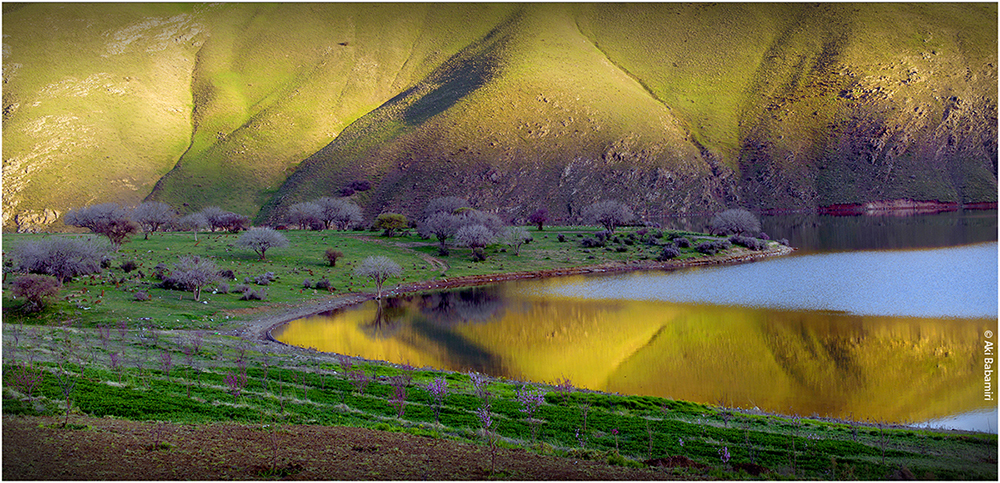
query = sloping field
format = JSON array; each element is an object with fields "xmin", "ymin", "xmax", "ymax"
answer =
[{"xmin": 3, "ymin": 3, "xmax": 995, "ymax": 231}]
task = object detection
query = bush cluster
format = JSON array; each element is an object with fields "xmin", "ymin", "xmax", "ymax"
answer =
[
  {"xmin": 239, "ymin": 287, "xmax": 267, "ymax": 300},
  {"xmin": 11, "ymin": 274, "xmax": 62, "ymax": 312},
  {"xmin": 729, "ymin": 235, "xmax": 768, "ymax": 251},
  {"xmin": 253, "ymin": 272, "xmax": 276, "ymax": 286},
  {"xmin": 315, "ymin": 278, "xmax": 331, "ymax": 291},
  {"xmin": 695, "ymin": 240, "xmax": 731, "ymax": 255}
]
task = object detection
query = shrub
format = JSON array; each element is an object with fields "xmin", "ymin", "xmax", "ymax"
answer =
[
  {"xmin": 216, "ymin": 282, "xmax": 230, "ymax": 294},
  {"xmin": 557, "ymin": 234, "xmax": 566, "ymax": 243},
  {"xmin": 324, "ymin": 249, "xmax": 344, "ymax": 267},
  {"xmin": 471, "ymin": 247, "xmax": 487, "ymax": 262},
  {"xmin": 675, "ymin": 237, "xmax": 691, "ymax": 248},
  {"xmin": 13, "ymin": 236, "xmax": 109, "ymax": 282},
  {"xmin": 348, "ymin": 179, "xmax": 371, "ymax": 192},
  {"xmin": 695, "ymin": 240, "xmax": 731, "ymax": 256},
  {"xmin": 302, "ymin": 279, "xmax": 312, "ymax": 289},
  {"xmin": 217, "ymin": 269, "xmax": 236, "ymax": 280},
  {"xmin": 730, "ymin": 235, "xmax": 768, "ymax": 251},
  {"xmin": 709, "ymin": 208, "xmax": 761, "ymax": 236},
  {"xmin": 133, "ymin": 291, "xmax": 151, "ymax": 302},
  {"xmin": 254, "ymin": 272, "xmax": 276, "ymax": 285},
  {"xmin": 657, "ymin": 246, "xmax": 681, "ymax": 261},
  {"xmin": 11, "ymin": 274, "xmax": 61, "ymax": 312},
  {"xmin": 120, "ymin": 260, "xmax": 138, "ymax": 273},
  {"xmin": 338, "ymin": 187, "xmax": 356, "ymax": 197},
  {"xmin": 152, "ymin": 263, "xmax": 169, "ymax": 280},
  {"xmin": 239, "ymin": 287, "xmax": 267, "ymax": 301},
  {"xmin": 315, "ymin": 278, "xmax": 331, "ymax": 291},
  {"xmin": 778, "ymin": 238, "xmax": 790, "ymax": 246},
  {"xmin": 236, "ymin": 227, "xmax": 289, "ymax": 260}
]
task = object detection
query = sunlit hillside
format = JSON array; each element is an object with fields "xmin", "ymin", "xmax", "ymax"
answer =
[{"xmin": 3, "ymin": 3, "xmax": 995, "ymax": 231}]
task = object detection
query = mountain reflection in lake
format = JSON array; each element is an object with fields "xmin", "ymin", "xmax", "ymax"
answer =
[{"xmin": 274, "ymin": 243, "xmax": 996, "ymax": 428}]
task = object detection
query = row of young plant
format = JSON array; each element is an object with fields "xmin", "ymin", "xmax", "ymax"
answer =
[{"xmin": 3, "ymin": 322, "xmax": 995, "ymax": 480}]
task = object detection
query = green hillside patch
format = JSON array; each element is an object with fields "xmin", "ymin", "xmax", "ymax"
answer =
[{"xmin": 2, "ymin": 3, "xmax": 995, "ymax": 231}]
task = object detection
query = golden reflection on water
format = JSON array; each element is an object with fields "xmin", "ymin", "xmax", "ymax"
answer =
[{"xmin": 274, "ymin": 290, "xmax": 991, "ymax": 423}]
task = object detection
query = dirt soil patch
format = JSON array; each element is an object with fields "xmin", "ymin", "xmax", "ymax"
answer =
[{"xmin": 4, "ymin": 415, "xmax": 689, "ymax": 480}]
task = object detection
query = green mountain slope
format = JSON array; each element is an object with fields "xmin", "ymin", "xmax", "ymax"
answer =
[{"xmin": 3, "ymin": 3, "xmax": 995, "ymax": 231}]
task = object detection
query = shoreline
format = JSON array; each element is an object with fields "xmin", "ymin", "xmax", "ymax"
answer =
[{"xmin": 246, "ymin": 243, "xmax": 795, "ymax": 346}]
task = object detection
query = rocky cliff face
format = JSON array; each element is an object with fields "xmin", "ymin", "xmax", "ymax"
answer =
[{"xmin": 3, "ymin": 3, "xmax": 995, "ymax": 231}]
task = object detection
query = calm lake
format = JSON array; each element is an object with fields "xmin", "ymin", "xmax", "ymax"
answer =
[{"xmin": 274, "ymin": 209, "xmax": 999, "ymax": 432}]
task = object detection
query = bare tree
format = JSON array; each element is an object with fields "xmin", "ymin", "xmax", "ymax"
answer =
[
  {"xmin": 286, "ymin": 201, "xmax": 322, "ymax": 230},
  {"xmin": 417, "ymin": 212, "xmax": 461, "ymax": 250},
  {"xmin": 423, "ymin": 196, "xmax": 471, "ymax": 219},
  {"xmin": 177, "ymin": 212, "xmax": 209, "ymax": 242},
  {"xmin": 500, "ymin": 226, "xmax": 532, "ymax": 255},
  {"xmin": 172, "ymin": 256, "xmax": 218, "ymax": 301},
  {"xmin": 317, "ymin": 197, "xmax": 363, "ymax": 230},
  {"xmin": 198, "ymin": 206, "xmax": 248, "ymax": 232},
  {"xmin": 709, "ymin": 208, "xmax": 761, "ymax": 236},
  {"xmin": 582, "ymin": 200, "xmax": 634, "ymax": 234},
  {"xmin": 456, "ymin": 224, "xmax": 496, "ymax": 261},
  {"xmin": 354, "ymin": 256, "xmax": 402, "ymax": 299},
  {"xmin": 13, "ymin": 237, "xmax": 109, "ymax": 282},
  {"xmin": 64, "ymin": 203, "xmax": 139, "ymax": 250},
  {"xmin": 236, "ymin": 227, "xmax": 289, "ymax": 260},
  {"xmin": 218, "ymin": 212, "xmax": 249, "ymax": 233},
  {"xmin": 132, "ymin": 202, "xmax": 176, "ymax": 240},
  {"xmin": 455, "ymin": 210, "xmax": 505, "ymax": 235}
]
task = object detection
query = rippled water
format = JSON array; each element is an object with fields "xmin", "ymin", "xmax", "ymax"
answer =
[{"xmin": 513, "ymin": 242, "xmax": 998, "ymax": 319}]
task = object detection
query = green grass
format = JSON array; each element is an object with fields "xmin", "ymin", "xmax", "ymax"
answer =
[
  {"xmin": 4, "ymin": 331, "xmax": 995, "ymax": 480},
  {"xmin": 1, "ymin": 226, "xmax": 732, "ymax": 328}
]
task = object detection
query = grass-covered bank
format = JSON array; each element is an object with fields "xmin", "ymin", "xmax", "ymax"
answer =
[
  {"xmin": 2, "ymin": 321, "xmax": 996, "ymax": 480},
  {"xmin": 1, "ymin": 226, "xmax": 780, "ymax": 329},
  {"xmin": 4, "ymin": 227, "xmax": 996, "ymax": 479}
]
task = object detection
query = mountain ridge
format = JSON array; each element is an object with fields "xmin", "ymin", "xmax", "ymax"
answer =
[{"xmin": 3, "ymin": 3, "xmax": 995, "ymax": 231}]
